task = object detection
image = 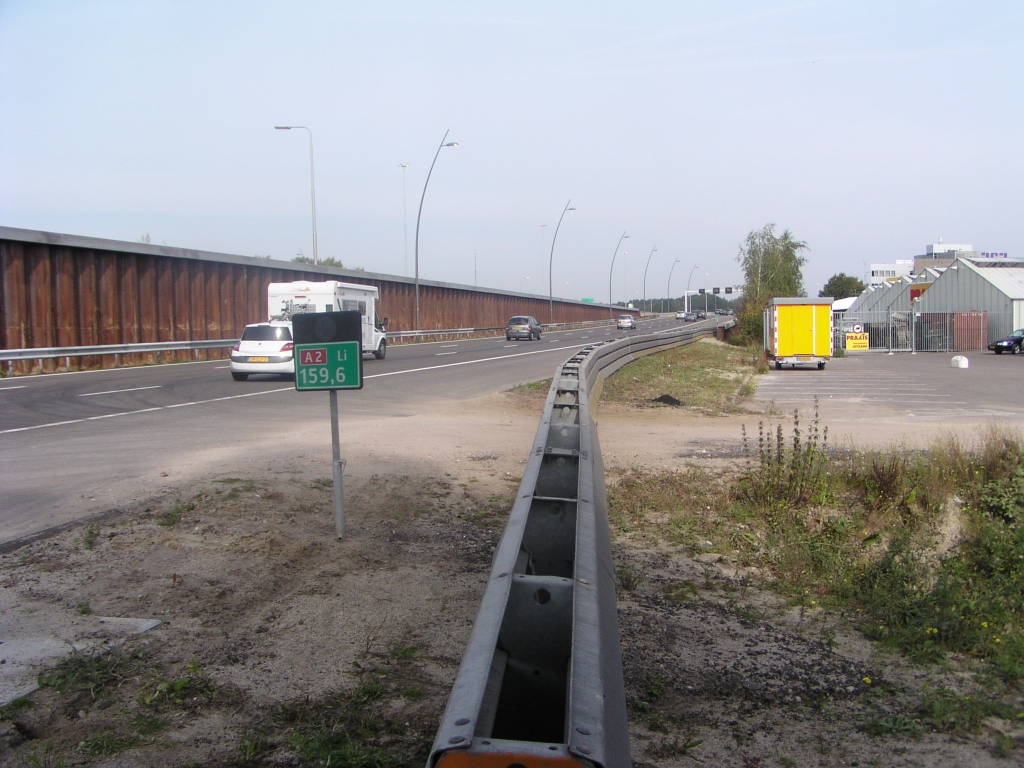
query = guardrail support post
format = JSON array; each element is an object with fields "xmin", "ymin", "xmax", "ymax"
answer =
[{"xmin": 329, "ymin": 389, "xmax": 345, "ymax": 539}]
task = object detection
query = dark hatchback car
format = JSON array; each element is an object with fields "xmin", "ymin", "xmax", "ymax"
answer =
[
  {"xmin": 506, "ymin": 315, "xmax": 542, "ymax": 341},
  {"xmin": 988, "ymin": 328, "xmax": 1024, "ymax": 354}
]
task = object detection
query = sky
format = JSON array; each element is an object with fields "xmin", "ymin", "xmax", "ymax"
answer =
[{"xmin": 1, "ymin": 2, "xmax": 1021, "ymax": 304}]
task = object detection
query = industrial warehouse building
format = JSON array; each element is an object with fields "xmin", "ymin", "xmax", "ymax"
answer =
[{"xmin": 841, "ymin": 258, "xmax": 1024, "ymax": 352}]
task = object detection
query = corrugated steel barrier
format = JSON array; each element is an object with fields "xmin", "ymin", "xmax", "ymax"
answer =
[
  {"xmin": 0, "ymin": 227, "xmax": 629, "ymax": 375},
  {"xmin": 429, "ymin": 320, "xmax": 727, "ymax": 768}
]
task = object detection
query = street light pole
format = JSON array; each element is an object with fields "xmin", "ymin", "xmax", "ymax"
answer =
[
  {"xmin": 685, "ymin": 264, "xmax": 698, "ymax": 313},
  {"xmin": 642, "ymin": 245, "xmax": 657, "ymax": 315},
  {"xmin": 608, "ymin": 231, "xmax": 629, "ymax": 321},
  {"xmin": 414, "ymin": 130, "xmax": 459, "ymax": 331},
  {"xmin": 398, "ymin": 163, "xmax": 410, "ymax": 275},
  {"xmin": 275, "ymin": 126, "xmax": 318, "ymax": 265},
  {"xmin": 666, "ymin": 258, "xmax": 681, "ymax": 314},
  {"xmin": 548, "ymin": 200, "xmax": 576, "ymax": 323}
]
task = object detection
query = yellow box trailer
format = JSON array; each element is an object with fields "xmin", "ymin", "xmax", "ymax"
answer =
[{"xmin": 764, "ymin": 297, "xmax": 834, "ymax": 370}]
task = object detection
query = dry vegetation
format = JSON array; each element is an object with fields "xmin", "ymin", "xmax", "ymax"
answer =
[{"xmin": 600, "ymin": 338, "xmax": 764, "ymax": 414}]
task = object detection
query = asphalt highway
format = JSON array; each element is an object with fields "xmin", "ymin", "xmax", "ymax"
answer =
[{"xmin": 0, "ymin": 315, "xmax": 712, "ymax": 544}]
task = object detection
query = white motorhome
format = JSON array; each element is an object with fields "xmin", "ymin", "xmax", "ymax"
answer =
[{"xmin": 267, "ymin": 280, "xmax": 388, "ymax": 359}]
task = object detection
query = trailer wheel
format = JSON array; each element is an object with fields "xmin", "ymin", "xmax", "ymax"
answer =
[
  {"xmin": 818, "ymin": 361, "xmax": 826, "ymax": 370},
  {"xmin": 774, "ymin": 361, "xmax": 782, "ymax": 370},
  {"xmin": 374, "ymin": 339, "xmax": 387, "ymax": 360}
]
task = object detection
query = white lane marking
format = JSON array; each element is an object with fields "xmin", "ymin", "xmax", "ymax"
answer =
[
  {"xmin": 365, "ymin": 343, "xmax": 591, "ymax": 380},
  {"xmin": 79, "ymin": 385, "xmax": 163, "ymax": 397},
  {"xmin": 439, "ymin": 343, "xmax": 459, "ymax": 347},
  {"xmin": 435, "ymin": 352, "xmax": 458, "ymax": 356},
  {"xmin": 1, "ymin": 343, "xmax": 593, "ymax": 435},
  {"xmin": 2, "ymin": 387, "xmax": 294, "ymax": 435},
  {"xmin": 215, "ymin": 365, "xmax": 230, "ymax": 369},
  {"xmin": 0, "ymin": 385, "xmax": 27, "ymax": 391},
  {"xmin": 504, "ymin": 344, "xmax": 516, "ymax": 348}
]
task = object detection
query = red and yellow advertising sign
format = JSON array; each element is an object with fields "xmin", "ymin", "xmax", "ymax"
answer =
[{"xmin": 845, "ymin": 332, "xmax": 869, "ymax": 350}]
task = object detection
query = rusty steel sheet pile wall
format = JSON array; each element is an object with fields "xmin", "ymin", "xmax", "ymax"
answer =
[{"xmin": 0, "ymin": 227, "xmax": 617, "ymax": 374}]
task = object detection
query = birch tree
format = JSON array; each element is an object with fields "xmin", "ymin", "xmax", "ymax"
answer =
[{"xmin": 736, "ymin": 224, "xmax": 808, "ymax": 342}]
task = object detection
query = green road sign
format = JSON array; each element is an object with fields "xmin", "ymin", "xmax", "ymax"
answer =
[
  {"xmin": 581, "ymin": 297, "xmax": 595, "ymax": 302},
  {"xmin": 295, "ymin": 341, "xmax": 362, "ymax": 390}
]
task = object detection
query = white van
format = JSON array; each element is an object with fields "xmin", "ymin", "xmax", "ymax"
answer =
[{"xmin": 267, "ymin": 280, "xmax": 388, "ymax": 359}]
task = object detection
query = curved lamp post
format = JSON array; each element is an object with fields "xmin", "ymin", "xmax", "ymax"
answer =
[
  {"xmin": 685, "ymin": 264, "xmax": 699, "ymax": 313},
  {"xmin": 666, "ymin": 258, "xmax": 681, "ymax": 313},
  {"xmin": 398, "ymin": 163, "xmax": 410, "ymax": 275},
  {"xmin": 414, "ymin": 130, "xmax": 459, "ymax": 330},
  {"xmin": 642, "ymin": 245, "xmax": 657, "ymax": 315},
  {"xmin": 608, "ymin": 231, "xmax": 629, "ymax": 320},
  {"xmin": 275, "ymin": 126, "xmax": 318, "ymax": 265},
  {"xmin": 548, "ymin": 200, "xmax": 576, "ymax": 323}
]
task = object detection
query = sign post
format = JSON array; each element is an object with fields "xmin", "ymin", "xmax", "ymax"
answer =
[{"xmin": 292, "ymin": 312, "xmax": 364, "ymax": 538}]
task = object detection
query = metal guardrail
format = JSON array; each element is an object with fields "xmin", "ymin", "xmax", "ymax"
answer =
[
  {"xmin": 0, "ymin": 339, "xmax": 237, "ymax": 363},
  {"xmin": 0, "ymin": 320, "xmax": 631, "ymax": 366},
  {"xmin": 428, "ymin": 319, "xmax": 726, "ymax": 768},
  {"xmin": 386, "ymin": 319, "xmax": 617, "ymax": 341}
]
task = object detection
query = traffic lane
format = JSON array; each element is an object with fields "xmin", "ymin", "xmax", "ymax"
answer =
[
  {"xmin": 0, "ymin": 323, "xmax": 635, "ymax": 431},
  {"xmin": 0, "ymin": 331, "xmax": 569, "ymax": 431},
  {"xmin": 0, "ymin": 333, "xmax": 605, "ymax": 434},
  {"xmin": 0, "ymin": 318, "xmax": 677, "ymax": 431},
  {"xmin": 0, "ymin": 336, "xmax": 604, "ymax": 542}
]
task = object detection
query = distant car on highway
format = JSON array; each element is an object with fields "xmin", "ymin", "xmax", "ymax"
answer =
[
  {"xmin": 230, "ymin": 322, "xmax": 294, "ymax": 381},
  {"xmin": 675, "ymin": 311, "xmax": 686, "ymax": 319},
  {"xmin": 681, "ymin": 312, "xmax": 698, "ymax": 322},
  {"xmin": 988, "ymin": 328, "xmax": 1024, "ymax": 354},
  {"xmin": 720, "ymin": 308, "xmax": 734, "ymax": 315},
  {"xmin": 616, "ymin": 314, "xmax": 636, "ymax": 330},
  {"xmin": 695, "ymin": 310, "xmax": 707, "ymax": 319},
  {"xmin": 506, "ymin": 316, "xmax": 542, "ymax": 341}
]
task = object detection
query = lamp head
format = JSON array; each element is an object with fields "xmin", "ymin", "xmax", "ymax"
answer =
[
  {"xmin": 444, "ymin": 142, "xmax": 458, "ymax": 147},
  {"xmin": 274, "ymin": 126, "xmax": 291, "ymax": 130},
  {"xmin": 568, "ymin": 207, "xmax": 576, "ymax": 211}
]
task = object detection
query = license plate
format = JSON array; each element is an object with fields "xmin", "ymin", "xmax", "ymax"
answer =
[
  {"xmin": 797, "ymin": 356, "xmax": 810, "ymax": 360},
  {"xmin": 248, "ymin": 356, "xmax": 269, "ymax": 363}
]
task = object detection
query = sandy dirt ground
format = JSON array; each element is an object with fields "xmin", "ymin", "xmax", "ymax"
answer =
[{"xmin": 2, "ymin": 374, "xmax": 1022, "ymax": 766}]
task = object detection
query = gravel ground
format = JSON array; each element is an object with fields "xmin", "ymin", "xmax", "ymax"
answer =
[{"xmin": 1, "ymin": 384, "xmax": 1022, "ymax": 766}]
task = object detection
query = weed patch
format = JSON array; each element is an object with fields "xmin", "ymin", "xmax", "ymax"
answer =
[
  {"xmin": 79, "ymin": 732, "xmax": 140, "ymax": 757},
  {"xmin": 37, "ymin": 646, "xmax": 150, "ymax": 700},
  {"xmin": 610, "ymin": 414, "xmax": 1024, "ymax": 680}
]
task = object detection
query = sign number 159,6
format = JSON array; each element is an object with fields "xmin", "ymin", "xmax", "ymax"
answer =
[
  {"xmin": 294, "ymin": 341, "xmax": 362, "ymax": 390},
  {"xmin": 298, "ymin": 366, "xmax": 347, "ymax": 385}
]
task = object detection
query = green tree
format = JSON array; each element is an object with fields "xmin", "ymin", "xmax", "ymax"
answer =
[
  {"xmin": 820, "ymin": 272, "xmax": 865, "ymax": 299},
  {"xmin": 288, "ymin": 256, "xmax": 364, "ymax": 270},
  {"xmin": 736, "ymin": 223, "xmax": 808, "ymax": 343}
]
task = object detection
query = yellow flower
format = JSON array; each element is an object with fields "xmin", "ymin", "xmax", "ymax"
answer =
[
  {"xmin": 994, "ymin": 637, "xmax": 1002, "ymax": 643},
  {"xmin": 982, "ymin": 621, "xmax": 989, "ymax": 628},
  {"xmin": 862, "ymin": 677, "xmax": 872, "ymax": 685}
]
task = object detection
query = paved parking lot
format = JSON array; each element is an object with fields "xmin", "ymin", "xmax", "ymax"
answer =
[{"xmin": 754, "ymin": 350, "xmax": 1024, "ymax": 445}]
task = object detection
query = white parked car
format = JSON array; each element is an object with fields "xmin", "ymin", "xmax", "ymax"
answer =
[{"xmin": 229, "ymin": 322, "xmax": 294, "ymax": 381}]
